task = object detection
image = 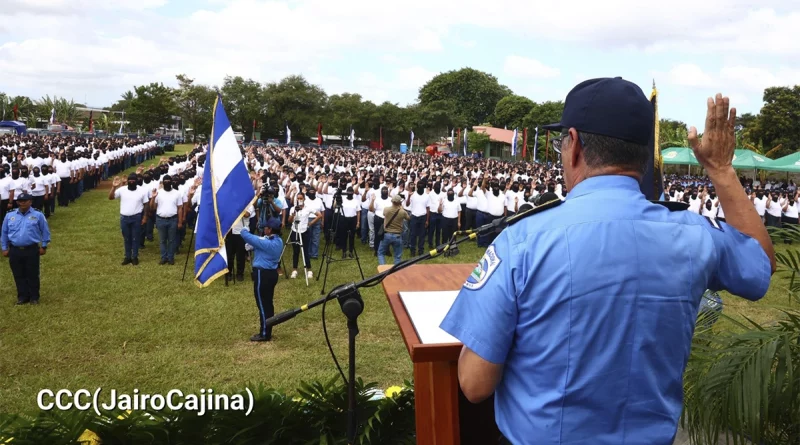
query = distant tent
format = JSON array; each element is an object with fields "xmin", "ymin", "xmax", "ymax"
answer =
[
  {"xmin": 661, "ymin": 147, "xmax": 700, "ymax": 166},
  {"xmin": 759, "ymin": 152, "xmax": 800, "ymax": 173},
  {"xmin": 0, "ymin": 120, "xmax": 27, "ymax": 135},
  {"xmin": 730, "ymin": 149, "xmax": 777, "ymax": 170}
]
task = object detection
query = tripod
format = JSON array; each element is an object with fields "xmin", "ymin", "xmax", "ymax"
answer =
[
  {"xmin": 317, "ymin": 199, "xmax": 364, "ymax": 295},
  {"xmin": 279, "ymin": 220, "xmax": 310, "ymax": 286}
]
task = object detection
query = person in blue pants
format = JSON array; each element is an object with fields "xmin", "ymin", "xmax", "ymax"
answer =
[{"xmin": 240, "ymin": 218, "xmax": 283, "ymax": 342}]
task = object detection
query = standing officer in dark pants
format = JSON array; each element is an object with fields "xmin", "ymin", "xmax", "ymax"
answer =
[
  {"xmin": 240, "ymin": 217, "xmax": 283, "ymax": 342},
  {"xmin": 1, "ymin": 193, "xmax": 51, "ymax": 305}
]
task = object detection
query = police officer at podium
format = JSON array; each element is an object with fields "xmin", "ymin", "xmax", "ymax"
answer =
[
  {"xmin": 440, "ymin": 79, "xmax": 775, "ymax": 445},
  {"xmin": 2, "ymin": 192, "xmax": 51, "ymax": 305}
]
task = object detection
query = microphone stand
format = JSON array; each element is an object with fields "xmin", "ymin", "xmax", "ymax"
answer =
[{"xmin": 262, "ymin": 211, "xmax": 513, "ymax": 444}]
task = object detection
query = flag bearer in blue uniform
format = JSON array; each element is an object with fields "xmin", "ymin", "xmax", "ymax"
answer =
[
  {"xmin": 2, "ymin": 192, "xmax": 51, "ymax": 305},
  {"xmin": 440, "ymin": 79, "xmax": 776, "ymax": 445},
  {"xmin": 240, "ymin": 217, "xmax": 283, "ymax": 342}
]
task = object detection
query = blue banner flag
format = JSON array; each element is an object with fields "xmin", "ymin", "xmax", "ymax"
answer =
[
  {"xmin": 194, "ymin": 95, "xmax": 256, "ymax": 287},
  {"xmin": 532, "ymin": 126, "xmax": 539, "ymax": 162},
  {"xmin": 463, "ymin": 129, "xmax": 468, "ymax": 156}
]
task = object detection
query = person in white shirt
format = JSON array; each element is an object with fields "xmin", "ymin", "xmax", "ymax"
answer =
[
  {"xmin": 29, "ymin": 166, "xmax": 49, "ymax": 213},
  {"xmin": 407, "ymin": 182, "xmax": 429, "ymax": 256},
  {"xmin": 287, "ymin": 193, "xmax": 321, "ymax": 279},
  {"xmin": 337, "ymin": 187, "xmax": 361, "ymax": 258},
  {"xmin": 149, "ymin": 175, "xmax": 184, "ymax": 265},
  {"xmin": 752, "ymin": 190, "xmax": 768, "ymax": 223},
  {"xmin": 0, "ymin": 169, "xmax": 14, "ymax": 221},
  {"xmin": 370, "ymin": 186, "xmax": 392, "ymax": 256},
  {"xmin": 441, "ymin": 188, "xmax": 462, "ymax": 243},
  {"xmin": 42, "ymin": 165, "xmax": 60, "ymax": 217},
  {"xmin": 109, "ymin": 174, "xmax": 150, "ymax": 265},
  {"xmin": 303, "ymin": 189, "xmax": 324, "ymax": 259},
  {"xmin": 764, "ymin": 190, "xmax": 783, "ymax": 228},
  {"xmin": 426, "ymin": 182, "xmax": 444, "ymax": 249}
]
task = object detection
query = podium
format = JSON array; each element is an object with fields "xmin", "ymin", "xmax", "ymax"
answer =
[{"xmin": 381, "ymin": 263, "xmax": 501, "ymax": 445}]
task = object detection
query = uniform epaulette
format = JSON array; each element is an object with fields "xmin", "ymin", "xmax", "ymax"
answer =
[
  {"xmin": 507, "ymin": 198, "xmax": 562, "ymax": 226},
  {"xmin": 651, "ymin": 200, "xmax": 689, "ymax": 211}
]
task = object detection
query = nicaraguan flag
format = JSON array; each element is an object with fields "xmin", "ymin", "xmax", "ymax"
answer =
[
  {"xmin": 410, "ymin": 130, "xmax": 414, "ymax": 150},
  {"xmin": 194, "ymin": 95, "xmax": 256, "ymax": 287},
  {"xmin": 119, "ymin": 110, "xmax": 124, "ymax": 133},
  {"xmin": 511, "ymin": 128, "xmax": 518, "ymax": 156},
  {"xmin": 533, "ymin": 126, "xmax": 539, "ymax": 162},
  {"xmin": 450, "ymin": 127, "xmax": 454, "ymax": 143},
  {"xmin": 350, "ymin": 126, "xmax": 355, "ymax": 147},
  {"xmin": 286, "ymin": 124, "xmax": 291, "ymax": 145},
  {"xmin": 463, "ymin": 128, "xmax": 468, "ymax": 156},
  {"xmin": 49, "ymin": 108, "xmax": 55, "ymax": 124}
]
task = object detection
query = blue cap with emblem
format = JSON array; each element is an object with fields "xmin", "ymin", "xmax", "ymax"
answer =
[
  {"xmin": 543, "ymin": 77, "xmax": 653, "ymax": 147},
  {"xmin": 16, "ymin": 192, "xmax": 33, "ymax": 201}
]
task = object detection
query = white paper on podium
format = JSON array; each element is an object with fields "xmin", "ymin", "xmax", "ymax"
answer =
[{"xmin": 399, "ymin": 291, "xmax": 461, "ymax": 344}]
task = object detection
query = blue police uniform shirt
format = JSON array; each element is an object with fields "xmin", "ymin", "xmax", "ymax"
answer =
[
  {"xmin": 240, "ymin": 227, "xmax": 282, "ymax": 270},
  {"xmin": 440, "ymin": 175, "xmax": 771, "ymax": 445},
  {"xmin": 1, "ymin": 208, "xmax": 51, "ymax": 251}
]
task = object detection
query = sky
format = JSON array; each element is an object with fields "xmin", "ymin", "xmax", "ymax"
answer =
[{"xmin": 1, "ymin": 0, "xmax": 799, "ymax": 129}]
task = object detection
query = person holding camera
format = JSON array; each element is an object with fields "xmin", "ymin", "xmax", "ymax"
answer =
[
  {"xmin": 256, "ymin": 186, "xmax": 285, "ymax": 234},
  {"xmin": 240, "ymin": 217, "xmax": 283, "ymax": 342},
  {"xmin": 287, "ymin": 193, "xmax": 321, "ymax": 279}
]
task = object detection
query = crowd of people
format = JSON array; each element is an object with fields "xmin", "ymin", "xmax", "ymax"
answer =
[{"xmin": 101, "ymin": 141, "xmax": 797, "ymax": 283}]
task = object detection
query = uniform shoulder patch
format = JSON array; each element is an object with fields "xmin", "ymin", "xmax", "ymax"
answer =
[
  {"xmin": 705, "ymin": 216, "xmax": 724, "ymax": 231},
  {"xmin": 464, "ymin": 245, "xmax": 502, "ymax": 290}
]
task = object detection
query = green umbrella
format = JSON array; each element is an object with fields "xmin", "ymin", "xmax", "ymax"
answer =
[
  {"xmin": 730, "ymin": 149, "xmax": 777, "ymax": 170},
  {"xmin": 759, "ymin": 152, "xmax": 800, "ymax": 173},
  {"xmin": 661, "ymin": 147, "xmax": 700, "ymax": 166}
]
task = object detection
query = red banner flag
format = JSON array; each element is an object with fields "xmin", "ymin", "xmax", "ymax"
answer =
[
  {"xmin": 12, "ymin": 104, "xmax": 18, "ymax": 121},
  {"xmin": 317, "ymin": 123, "xmax": 323, "ymax": 145},
  {"xmin": 457, "ymin": 128, "xmax": 461, "ymax": 152},
  {"xmin": 89, "ymin": 111, "xmax": 94, "ymax": 133},
  {"xmin": 522, "ymin": 128, "xmax": 528, "ymax": 159},
  {"xmin": 379, "ymin": 126, "xmax": 383, "ymax": 150}
]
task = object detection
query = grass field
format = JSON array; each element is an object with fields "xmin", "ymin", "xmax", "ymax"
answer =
[{"xmin": 0, "ymin": 143, "xmax": 793, "ymax": 414}]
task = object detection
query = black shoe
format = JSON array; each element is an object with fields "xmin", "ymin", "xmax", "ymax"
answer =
[
  {"xmin": 236, "ymin": 274, "xmax": 244, "ymax": 282},
  {"xmin": 250, "ymin": 334, "xmax": 271, "ymax": 342},
  {"xmin": 139, "ymin": 244, "xmax": 145, "ymax": 248},
  {"xmin": 169, "ymin": 260, "xmax": 175, "ymax": 265},
  {"xmin": 121, "ymin": 258, "xmax": 132, "ymax": 265},
  {"xmin": 159, "ymin": 259, "xmax": 167, "ymax": 265},
  {"xmin": 132, "ymin": 258, "xmax": 139, "ymax": 266},
  {"xmin": 342, "ymin": 251, "xmax": 346, "ymax": 259},
  {"xmin": 30, "ymin": 300, "xmax": 39, "ymax": 305},
  {"xmin": 348, "ymin": 252, "xmax": 354, "ymax": 259},
  {"xmin": 15, "ymin": 300, "xmax": 28, "ymax": 305}
]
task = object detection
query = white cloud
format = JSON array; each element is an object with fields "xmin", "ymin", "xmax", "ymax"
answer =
[
  {"xmin": 503, "ymin": 55, "xmax": 560, "ymax": 79},
  {"xmin": 667, "ymin": 64, "xmax": 715, "ymax": 88}
]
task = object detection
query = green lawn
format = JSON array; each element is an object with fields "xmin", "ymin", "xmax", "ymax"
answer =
[{"xmin": 0, "ymin": 143, "xmax": 793, "ymax": 414}]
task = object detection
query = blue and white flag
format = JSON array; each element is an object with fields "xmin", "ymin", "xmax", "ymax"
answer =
[
  {"xmin": 49, "ymin": 108, "xmax": 55, "ymax": 124},
  {"xmin": 350, "ymin": 126, "xmax": 355, "ymax": 148},
  {"xmin": 410, "ymin": 130, "xmax": 414, "ymax": 150},
  {"xmin": 450, "ymin": 128, "xmax": 454, "ymax": 144},
  {"xmin": 463, "ymin": 128, "xmax": 468, "ymax": 156},
  {"xmin": 511, "ymin": 128, "xmax": 518, "ymax": 156},
  {"xmin": 286, "ymin": 124, "xmax": 291, "ymax": 145},
  {"xmin": 194, "ymin": 95, "xmax": 256, "ymax": 287},
  {"xmin": 119, "ymin": 110, "xmax": 125, "ymax": 133},
  {"xmin": 532, "ymin": 126, "xmax": 539, "ymax": 162}
]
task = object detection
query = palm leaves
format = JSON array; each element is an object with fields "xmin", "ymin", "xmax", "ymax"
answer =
[{"xmin": 682, "ymin": 227, "xmax": 800, "ymax": 445}]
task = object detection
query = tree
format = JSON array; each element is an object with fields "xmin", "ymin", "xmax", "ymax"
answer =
[
  {"xmin": 174, "ymin": 74, "xmax": 216, "ymax": 142},
  {"xmin": 263, "ymin": 75, "xmax": 327, "ymax": 141},
  {"xmin": 757, "ymin": 86, "xmax": 800, "ymax": 155},
  {"xmin": 326, "ymin": 93, "xmax": 365, "ymax": 142},
  {"xmin": 220, "ymin": 76, "xmax": 263, "ymax": 140},
  {"xmin": 493, "ymin": 95, "xmax": 534, "ymax": 130},
  {"xmin": 127, "ymin": 83, "xmax": 176, "ymax": 133},
  {"xmin": 466, "ymin": 131, "xmax": 491, "ymax": 155},
  {"xmin": 659, "ymin": 118, "xmax": 689, "ymax": 148},
  {"xmin": 418, "ymin": 68, "xmax": 512, "ymax": 126}
]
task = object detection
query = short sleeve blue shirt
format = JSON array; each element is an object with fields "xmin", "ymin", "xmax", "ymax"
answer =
[{"xmin": 440, "ymin": 175, "xmax": 771, "ymax": 445}]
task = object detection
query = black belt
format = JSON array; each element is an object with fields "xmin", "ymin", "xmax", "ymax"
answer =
[
  {"xmin": 10, "ymin": 244, "xmax": 37, "ymax": 250},
  {"xmin": 157, "ymin": 215, "xmax": 177, "ymax": 219},
  {"xmin": 253, "ymin": 266, "xmax": 278, "ymax": 271}
]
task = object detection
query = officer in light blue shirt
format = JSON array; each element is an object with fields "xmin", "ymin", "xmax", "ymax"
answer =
[
  {"xmin": 2, "ymin": 192, "xmax": 51, "ymax": 305},
  {"xmin": 240, "ymin": 217, "xmax": 283, "ymax": 342},
  {"xmin": 440, "ymin": 79, "xmax": 776, "ymax": 445}
]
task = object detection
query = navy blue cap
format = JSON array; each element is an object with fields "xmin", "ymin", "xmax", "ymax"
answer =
[
  {"xmin": 543, "ymin": 77, "xmax": 653, "ymax": 146},
  {"xmin": 265, "ymin": 217, "xmax": 282, "ymax": 231},
  {"xmin": 16, "ymin": 192, "xmax": 33, "ymax": 201}
]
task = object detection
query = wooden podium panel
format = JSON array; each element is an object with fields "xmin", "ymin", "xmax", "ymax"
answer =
[{"xmin": 381, "ymin": 264, "xmax": 500, "ymax": 445}]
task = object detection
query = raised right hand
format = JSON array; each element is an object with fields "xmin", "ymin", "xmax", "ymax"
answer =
[{"xmin": 688, "ymin": 93, "xmax": 736, "ymax": 174}]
